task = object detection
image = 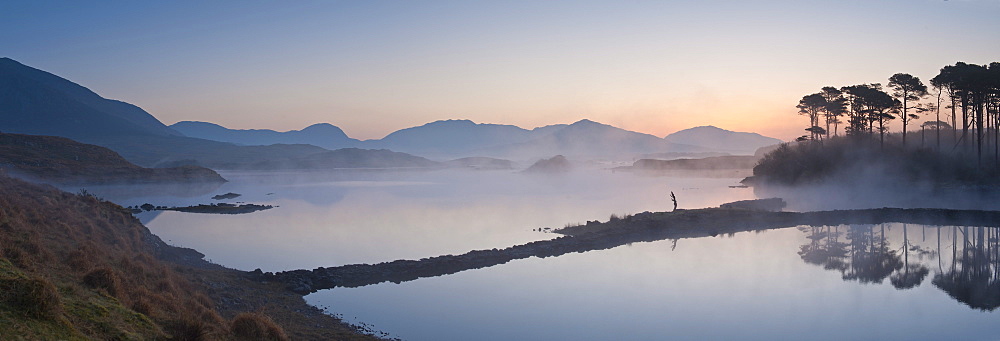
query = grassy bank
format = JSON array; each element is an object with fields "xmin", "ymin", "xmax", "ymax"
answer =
[{"xmin": 0, "ymin": 175, "xmax": 374, "ymax": 340}]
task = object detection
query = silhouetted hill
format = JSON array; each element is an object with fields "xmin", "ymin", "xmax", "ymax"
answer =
[
  {"xmin": 265, "ymin": 148, "xmax": 442, "ymax": 169},
  {"xmin": 0, "ymin": 58, "xmax": 781, "ymax": 167},
  {"xmin": 0, "ymin": 132, "xmax": 224, "ymax": 184},
  {"xmin": 170, "ymin": 121, "xmax": 361, "ymax": 150},
  {"xmin": 0, "ymin": 58, "xmax": 427, "ymax": 171},
  {"xmin": 523, "ymin": 155, "xmax": 571, "ymax": 173},
  {"xmin": 179, "ymin": 118, "xmax": 733, "ymax": 162},
  {"xmin": 484, "ymin": 119, "xmax": 711, "ymax": 161},
  {"xmin": 445, "ymin": 157, "xmax": 515, "ymax": 170},
  {"xmin": 625, "ymin": 155, "xmax": 758, "ymax": 171},
  {"xmin": 167, "ymin": 116, "xmax": 786, "ymax": 162},
  {"xmin": 636, "ymin": 151, "xmax": 732, "ymax": 160},
  {"xmin": 663, "ymin": 126, "xmax": 782, "ymax": 155},
  {"xmin": 0, "ymin": 57, "xmax": 179, "ymax": 138},
  {"xmin": 85, "ymin": 134, "xmax": 332, "ymax": 169},
  {"xmin": 363, "ymin": 119, "xmax": 533, "ymax": 158}
]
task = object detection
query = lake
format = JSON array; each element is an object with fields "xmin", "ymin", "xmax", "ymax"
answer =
[{"xmin": 80, "ymin": 169, "xmax": 1000, "ymax": 340}]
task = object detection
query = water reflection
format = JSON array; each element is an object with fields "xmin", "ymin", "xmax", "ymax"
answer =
[
  {"xmin": 934, "ymin": 226, "xmax": 1000, "ymax": 310},
  {"xmin": 313, "ymin": 224, "xmax": 1000, "ymax": 341},
  {"xmin": 800, "ymin": 224, "xmax": 999, "ymax": 310},
  {"xmin": 892, "ymin": 224, "xmax": 930, "ymax": 290},
  {"xmin": 139, "ymin": 169, "xmax": 753, "ymax": 271}
]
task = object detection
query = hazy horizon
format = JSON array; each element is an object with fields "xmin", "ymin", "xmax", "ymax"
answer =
[
  {"xmin": 4, "ymin": 1, "xmax": 999, "ymax": 141},
  {"xmin": 171, "ymin": 116, "xmax": 781, "ymax": 141}
]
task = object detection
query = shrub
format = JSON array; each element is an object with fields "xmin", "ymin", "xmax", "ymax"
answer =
[
  {"xmin": 131, "ymin": 297, "xmax": 153, "ymax": 316},
  {"xmin": 82, "ymin": 267, "xmax": 123, "ymax": 299},
  {"xmin": 0, "ymin": 276, "xmax": 63, "ymax": 319},
  {"xmin": 65, "ymin": 246, "xmax": 96, "ymax": 271},
  {"xmin": 230, "ymin": 312, "xmax": 290, "ymax": 341},
  {"xmin": 164, "ymin": 318, "xmax": 212, "ymax": 341}
]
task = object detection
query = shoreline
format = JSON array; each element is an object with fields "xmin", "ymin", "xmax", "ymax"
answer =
[{"xmin": 264, "ymin": 200, "xmax": 1000, "ymax": 294}]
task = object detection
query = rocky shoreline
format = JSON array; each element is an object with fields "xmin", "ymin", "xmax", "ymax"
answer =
[
  {"xmin": 130, "ymin": 202, "xmax": 274, "ymax": 214},
  {"xmin": 264, "ymin": 200, "xmax": 1000, "ymax": 295},
  {"xmin": 163, "ymin": 203, "xmax": 274, "ymax": 214}
]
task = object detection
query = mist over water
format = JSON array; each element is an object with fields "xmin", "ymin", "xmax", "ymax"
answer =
[
  {"xmin": 83, "ymin": 168, "xmax": 1000, "ymax": 340},
  {"xmin": 113, "ymin": 168, "xmax": 751, "ymax": 271},
  {"xmin": 753, "ymin": 168, "xmax": 1000, "ymax": 212}
]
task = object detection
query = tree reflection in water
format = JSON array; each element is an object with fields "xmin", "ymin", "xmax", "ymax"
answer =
[
  {"xmin": 891, "ymin": 224, "xmax": 930, "ymax": 289},
  {"xmin": 800, "ymin": 224, "xmax": 1000, "ymax": 310},
  {"xmin": 933, "ymin": 226, "xmax": 1000, "ymax": 310}
]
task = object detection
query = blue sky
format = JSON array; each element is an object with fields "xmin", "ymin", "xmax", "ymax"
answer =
[{"xmin": 3, "ymin": 0, "xmax": 999, "ymax": 139}]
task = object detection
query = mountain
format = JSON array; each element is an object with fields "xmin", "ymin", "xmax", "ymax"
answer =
[
  {"xmin": 173, "ymin": 118, "xmax": 716, "ymax": 162},
  {"xmin": 663, "ymin": 126, "xmax": 783, "ymax": 155},
  {"xmin": 0, "ymin": 58, "xmax": 435, "ymax": 171},
  {"xmin": 0, "ymin": 57, "xmax": 781, "ymax": 167},
  {"xmin": 366, "ymin": 119, "xmax": 713, "ymax": 161},
  {"xmin": 478, "ymin": 119, "xmax": 711, "ymax": 161},
  {"xmin": 625, "ymin": 155, "xmax": 758, "ymax": 171},
  {"xmin": 251, "ymin": 148, "xmax": 442, "ymax": 170},
  {"xmin": 363, "ymin": 119, "xmax": 534, "ymax": 158},
  {"xmin": 523, "ymin": 155, "xmax": 571, "ymax": 173},
  {"xmin": 445, "ymin": 157, "xmax": 515, "ymax": 170},
  {"xmin": 166, "ymin": 117, "xmax": 782, "ymax": 163},
  {"xmin": 0, "ymin": 57, "xmax": 179, "ymax": 138},
  {"xmin": 170, "ymin": 121, "xmax": 360, "ymax": 150},
  {"xmin": 0, "ymin": 132, "xmax": 225, "ymax": 184}
]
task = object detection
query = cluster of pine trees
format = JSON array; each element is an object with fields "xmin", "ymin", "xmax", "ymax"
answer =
[{"xmin": 796, "ymin": 62, "xmax": 1000, "ymax": 165}]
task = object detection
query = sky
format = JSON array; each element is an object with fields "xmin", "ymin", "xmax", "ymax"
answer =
[{"xmin": 2, "ymin": 0, "xmax": 999, "ymax": 141}]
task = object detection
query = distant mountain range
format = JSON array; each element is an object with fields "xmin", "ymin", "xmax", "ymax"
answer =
[
  {"xmin": 170, "ymin": 121, "xmax": 360, "ymax": 150},
  {"xmin": 173, "ymin": 119, "xmax": 782, "ymax": 161},
  {"xmin": 0, "ymin": 58, "xmax": 438, "ymax": 170},
  {"xmin": 0, "ymin": 132, "xmax": 224, "ymax": 184},
  {"xmin": 663, "ymin": 126, "xmax": 782, "ymax": 154},
  {"xmin": 0, "ymin": 57, "xmax": 784, "ymax": 170}
]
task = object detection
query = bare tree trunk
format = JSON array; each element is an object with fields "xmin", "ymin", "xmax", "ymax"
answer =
[
  {"xmin": 977, "ymin": 97, "xmax": 984, "ymax": 166},
  {"xmin": 963, "ymin": 95, "xmax": 970, "ymax": 152},
  {"xmin": 824, "ymin": 112, "xmax": 831, "ymax": 139},
  {"xmin": 902, "ymin": 96, "xmax": 908, "ymax": 146},
  {"xmin": 994, "ymin": 98, "xmax": 999, "ymax": 166},
  {"xmin": 950, "ymin": 92, "xmax": 958, "ymax": 144},
  {"xmin": 936, "ymin": 88, "xmax": 943, "ymax": 150}
]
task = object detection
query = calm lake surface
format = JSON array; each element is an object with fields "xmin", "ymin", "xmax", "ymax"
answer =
[{"xmin": 82, "ymin": 169, "xmax": 1000, "ymax": 340}]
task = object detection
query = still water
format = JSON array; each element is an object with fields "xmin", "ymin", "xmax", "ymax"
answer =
[
  {"xmin": 101, "ymin": 169, "xmax": 751, "ymax": 270},
  {"xmin": 80, "ymin": 169, "xmax": 1000, "ymax": 340}
]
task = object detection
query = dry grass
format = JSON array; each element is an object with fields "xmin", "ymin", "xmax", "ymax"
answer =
[
  {"xmin": 82, "ymin": 267, "xmax": 123, "ymax": 299},
  {"xmin": 0, "ymin": 274, "xmax": 63, "ymax": 319},
  {"xmin": 0, "ymin": 175, "xmax": 378, "ymax": 340},
  {"xmin": 230, "ymin": 312, "xmax": 291, "ymax": 341}
]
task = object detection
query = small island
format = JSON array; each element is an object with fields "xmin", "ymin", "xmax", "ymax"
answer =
[
  {"xmin": 212, "ymin": 192, "xmax": 242, "ymax": 200},
  {"xmin": 523, "ymin": 155, "xmax": 571, "ymax": 173},
  {"xmin": 132, "ymin": 202, "xmax": 274, "ymax": 214},
  {"xmin": 163, "ymin": 203, "xmax": 273, "ymax": 214}
]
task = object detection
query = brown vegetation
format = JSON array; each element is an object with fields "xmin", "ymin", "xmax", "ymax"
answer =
[
  {"xmin": 0, "ymin": 175, "xmax": 373, "ymax": 340},
  {"xmin": 230, "ymin": 312, "xmax": 290, "ymax": 341}
]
